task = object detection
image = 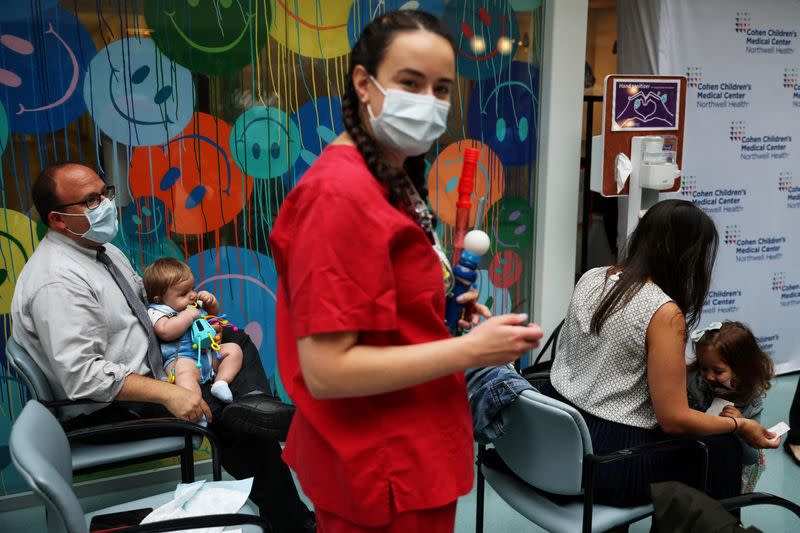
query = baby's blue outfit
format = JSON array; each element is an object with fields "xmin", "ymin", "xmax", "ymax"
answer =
[{"xmin": 147, "ymin": 303, "xmax": 214, "ymax": 384}]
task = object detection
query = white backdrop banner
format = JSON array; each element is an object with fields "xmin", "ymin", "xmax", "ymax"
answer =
[{"xmin": 657, "ymin": 0, "xmax": 800, "ymax": 373}]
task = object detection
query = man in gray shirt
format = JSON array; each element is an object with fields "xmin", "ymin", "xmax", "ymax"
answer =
[{"xmin": 11, "ymin": 162, "xmax": 314, "ymax": 533}]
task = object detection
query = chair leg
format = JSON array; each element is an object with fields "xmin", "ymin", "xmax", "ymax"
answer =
[
  {"xmin": 582, "ymin": 462, "xmax": 594, "ymax": 533},
  {"xmin": 181, "ymin": 435, "xmax": 195, "ymax": 483},
  {"xmin": 476, "ymin": 444, "xmax": 486, "ymax": 533}
]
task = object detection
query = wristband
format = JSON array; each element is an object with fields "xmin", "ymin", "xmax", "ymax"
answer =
[{"xmin": 724, "ymin": 415, "xmax": 738, "ymax": 433}]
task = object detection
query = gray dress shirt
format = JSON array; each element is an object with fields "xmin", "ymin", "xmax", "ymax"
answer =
[{"xmin": 11, "ymin": 231, "xmax": 150, "ymax": 414}]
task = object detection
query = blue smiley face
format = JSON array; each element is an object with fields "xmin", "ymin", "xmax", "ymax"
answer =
[
  {"xmin": 83, "ymin": 38, "xmax": 195, "ymax": 146},
  {"xmin": 347, "ymin": 0, "xmax": 446, "ymax": 46},
  {"xmin": 120, "ymin": 196, "xmax": 170, "ymax": 245},
  {"xmin": 0, "ymin": 7, "xmax": 95, "ymax": 135},
  {"xmin": 230, "ymin": 106, "xmax": 300, "ymax": 180},
  {"xmin": 0, "ymin": 2, "xmax": 60, "ymax": 22},
  {"xmin": 467, "ymin": 61, "xmax": 539, "ymax": 167},
  {"xmin": 287, "ymin": 96, "xmax": 344, "ymax": 189},
  {"xmin": 442, "ymin": 0, "xmax": 518, "ymax": 81}
]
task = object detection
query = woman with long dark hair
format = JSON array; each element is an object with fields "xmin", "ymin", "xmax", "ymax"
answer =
[
  {"xmin": 543, "ymin": 199, "xmax": 779, "ymax": 506},
  {"xmin": 270, "ymin": 11, "xmax": 544, "ymax": 532}
]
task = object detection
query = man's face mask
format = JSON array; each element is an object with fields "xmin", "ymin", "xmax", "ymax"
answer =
[{"xmin": 55, "ymin": 198, "xmax": 119, "ymax": 244}]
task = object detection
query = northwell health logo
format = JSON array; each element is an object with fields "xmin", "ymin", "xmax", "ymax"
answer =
[
  {"xmin": 703, "ymin": 287, "xmax": 742, "ymax": 314},
  {"xmin": 777, "ymin": 171, "xmax": 800, "ymax": 208},
  {"xmin": 773, "ymin": 272, "xmax": 786, "ymax": 291},
  {"xmin": 724, "ymin": 224, "xmax": 741, "ymax": 245},
  {"xmin": 725, "ymin": 227, "xmax": 786, "ymax": 262},
  {"xmin": 785, "ymin": 68, "xmax": 800, "ymax": 107},
  {"xmin": 681, "ymin": 176, "xmax": 746, "ymax": 214},
  {"xmin": 729, "ymin": 121, "xmax": 792, "ymax": 160},
  {"xmin": 772, "ymin": 272, "xmax": 800, "ymax": 307},
  {"xmin": 729, "ymin": 121, "xmax": 745, "ymax": 142},
  {"xmin": 686, "ymin": 66, "xmax": 702, "ymax": 88},
  {"xmin": 735, "ymin": 11, "xmax": 796, "ymax": 55},
  {"xmin": 688, "ymin": 68, "xmax": 751, "ymax": 109},
  {"xmin": 784, "ymin": 68, "xmax": 798, "ymax": 88},
  {"xmin": 735, "ymin": 12, "xmax": 751, "ymax": 33}
]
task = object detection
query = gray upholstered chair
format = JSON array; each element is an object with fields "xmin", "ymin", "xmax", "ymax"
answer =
[
  {"xmin": 10, "ymin": 400, "xmax": 264, "ymax": 533},
  {"xmin": 475, "ymin": 389, "xmax": 709, "ymax": 533},
  {"xmin": 6, "ymin": 336, "xmax": 219, "ymax": 482}
]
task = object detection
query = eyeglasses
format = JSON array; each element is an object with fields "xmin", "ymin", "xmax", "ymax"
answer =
[{"xmin": 54, "ymin": 185, "xmax": 116, "ymax": 211}]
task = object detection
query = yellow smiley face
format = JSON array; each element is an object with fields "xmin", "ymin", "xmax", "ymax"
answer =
[
  {"xmin": 0, "ymin": 209, "xmax": 42, "ymax": 315},
  {"xmin": 269, "ymin": 0, "xmax": 353, "ymax": 59}
]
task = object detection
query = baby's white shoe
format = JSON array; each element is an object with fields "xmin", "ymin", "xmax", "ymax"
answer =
[{"xmin": 211, "ymin": 380, "xmax": 233, "ymax": 403}]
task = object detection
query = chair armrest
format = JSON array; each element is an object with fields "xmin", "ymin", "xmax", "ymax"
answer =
[
  {"xmin": 42, "ymin": 398, "xmax": 106, "ymax": 408},
  {"xmin": 107, "ymin": 513, "xmax": 269, "ymax": 533},
  {"xmin": 719, "ymin": 492, "xmax": 800, "ymax": 519},
  {"xmin": 66, "ymin": 417, "xmax": 215, "ymax": 442},
  {"xmin": 586, "ymin": 438, "xmax": 708, "ymax": 466},
  {"xmin": 67, "ymin": 418, "xmax": 222, "ymax": 480},
  {"xmin": 580, "ymin": 439, "xmax": 710, "ymax": 533}
]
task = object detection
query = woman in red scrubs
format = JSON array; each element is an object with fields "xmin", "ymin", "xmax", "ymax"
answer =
[{"xmin": 270, "ymin": 10, "xmax": 544, "ymax": 533}]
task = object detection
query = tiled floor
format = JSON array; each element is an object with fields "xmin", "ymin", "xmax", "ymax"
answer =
[{"xmin": 3, "ymin": 375, "xmax": 800, "ymax": 532}]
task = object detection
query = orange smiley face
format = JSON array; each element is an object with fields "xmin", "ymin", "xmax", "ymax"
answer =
[
  {"xmin": 427, "ymin": 140, "xmax": 505, "ymax": 227},
  {"xmin": 129, "ymin": 112, "xmax": 254, "ymax": 235}
]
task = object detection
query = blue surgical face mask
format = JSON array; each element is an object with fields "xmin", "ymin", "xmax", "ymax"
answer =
[
  {"xmin": 55, "ymin": 198, "xmax": 119, "ymax": 244},
  {"xmin": 367, "ymin": 76, "xmax": 450, "ymax": 157}
]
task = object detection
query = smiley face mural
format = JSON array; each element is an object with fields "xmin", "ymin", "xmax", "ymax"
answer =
[
  {"xmin": 230, "ymin": 106, "xmax": 300, "ymax": 180},
  {"xmin": 346, "ymin": 0, "xmax": 446, "ymax": 46},
  {"xmin": 115, "ymin": 196, "xmax": 186, "ymax": 274},
  {"xmin": 467, "ymin": 61, "xmax": 539, "ymax": 167},
  {"xmin": 0, "ymin": 209, "xmax": 42, "ymax": 315},
  {"xmin": 187, "ymin": 246, "xmax": 286, "ymax": 399},
  {"xmin": 489, "ymin": 249, "xmax": 522, "ymax": 289},
  {"xmin": 485, "ymin": 195, "xmax": 533, "ymax": 254},
  {"xmin": 83, "ymin": 38, "xmax": 195, "ymax": 147},
  {"xmin": 269, "ymin": 0, "xmax": 353, "ymax": 59},
  {"xmin": 427, "ymin": 140, "xmax": 505, "ymax": 227},
  {"xmin": 476, "ymin": 268, "xmax": 513, "ymax": 315},
  {"xmin": 144, "ymin": 0, "xmax": 271, "ymax": 76},
  {"xmin": 442, "ymin": 0, "xmax": 518, "ymax": 81},
  {"xmin": 288, "ymin": 96, "xmax": 344, "ymax": 188},
  {"xmin": 0, "ymin": 7, "xmax": 95, "ymax": 134},
  {"xmin": 129, "ymin": 113, "xmax": 254, "ymax": 234}
]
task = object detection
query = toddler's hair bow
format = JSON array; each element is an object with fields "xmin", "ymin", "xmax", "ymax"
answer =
[{"xmin": 690, "ymin": 321, "xmax": 722, "ymax": 343}]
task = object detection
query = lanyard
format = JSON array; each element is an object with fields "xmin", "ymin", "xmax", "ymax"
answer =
[{"xmin": 401, "ymin": 176, "xmax": 455, "ymax": 296}]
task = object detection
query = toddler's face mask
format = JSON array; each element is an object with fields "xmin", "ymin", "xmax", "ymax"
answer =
[{"xmin": 706, "ymin": 376, "xmax": 738, "ymax": 395}]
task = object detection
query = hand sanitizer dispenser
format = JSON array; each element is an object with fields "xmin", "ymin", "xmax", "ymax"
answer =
[{"xmin": 627, "ymin": 135, "xmax": 681, "ymax": 233}]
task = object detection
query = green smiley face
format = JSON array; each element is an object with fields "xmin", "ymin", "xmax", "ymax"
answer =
[{"xmin": 144, "ymin": 0, "xmax": 271, "ymax": 76}]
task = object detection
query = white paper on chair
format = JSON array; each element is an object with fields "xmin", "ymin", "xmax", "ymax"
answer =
[
  {"xmin": 141, "ymin": 477, "xmax": 254, "ymax": 533},
  {"xmin": 705, "ymin": 397, "xmax": 734, "ymax": 416}
]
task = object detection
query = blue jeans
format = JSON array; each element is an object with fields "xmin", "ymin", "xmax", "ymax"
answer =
[{"xmin": 465, "ymin": 364, "xmax": 534, "ymax": 444}]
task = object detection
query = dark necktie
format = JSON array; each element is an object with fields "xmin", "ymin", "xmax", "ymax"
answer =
[{"xmin": 96, "ymin": 247, "xmax": 166, "ymax": 380}]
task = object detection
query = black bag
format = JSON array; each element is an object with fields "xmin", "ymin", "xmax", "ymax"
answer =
[{"xmin": 650, "ymin": 482, "xmax": 762, "ymax": 533}]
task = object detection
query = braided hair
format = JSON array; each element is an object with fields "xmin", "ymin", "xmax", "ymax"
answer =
[{"xmin": 341, "ymin": 11, "xmax": 455, "ymax": 206}]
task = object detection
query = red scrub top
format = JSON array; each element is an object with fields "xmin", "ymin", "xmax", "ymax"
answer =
[{"xmin": 270, "ymin": 145, "xmax": 474, "ymax": 526}]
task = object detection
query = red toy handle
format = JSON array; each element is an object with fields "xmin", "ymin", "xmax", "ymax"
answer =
[{"xmin": 453, "ymin": 147, "xmax": 480, "ymax": 264}]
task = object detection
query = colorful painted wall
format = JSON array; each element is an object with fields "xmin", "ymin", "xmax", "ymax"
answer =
[{"xmin": 0, "ymin": 0, "xmax": 543, "ymax": 495}]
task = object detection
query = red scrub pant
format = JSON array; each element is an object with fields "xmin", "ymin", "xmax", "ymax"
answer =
[{"xmin": 316, "ymin": 501, "xmax": 457, "ymax": 533}]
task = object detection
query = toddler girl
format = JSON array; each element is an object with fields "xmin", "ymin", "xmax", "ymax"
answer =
[
  {"xmin": 687, "ymin": 320, "xmax": 774, "ymax": 491},
  {"xmin": 143, "ymin": 258, "xmax": 242, "ymax": 406}
]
